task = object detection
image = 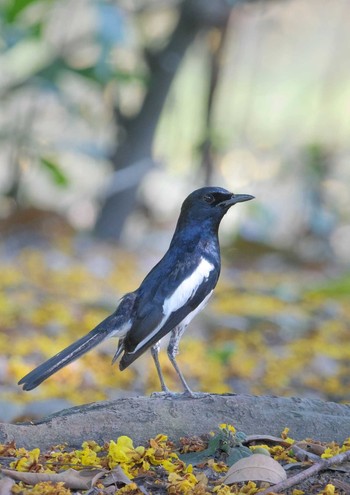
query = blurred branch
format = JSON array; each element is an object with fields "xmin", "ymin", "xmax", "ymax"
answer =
[
  {"xmin": 94, "ymin": 0, "xmax": 233, "ymax": 241},
  {"xmin": 6, "ymin": 99, "xmax": 39, "ymax": 201},
  {"xmin": 200, "ymin": 19, "xmax": 230, "ymax": 185},
  {"xmin": 134, "ymin": 0, "xmax": 183, "ymax": 12}
]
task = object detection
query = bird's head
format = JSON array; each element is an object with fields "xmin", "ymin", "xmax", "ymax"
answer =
[{"xmin": 180, "ymin": 186, "xmax": 254, "ymax": 224}]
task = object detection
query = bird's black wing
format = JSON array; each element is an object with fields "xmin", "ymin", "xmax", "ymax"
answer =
[{"xmin": 119, "ymin": 256, "xmax": 219, "ymax": 370}]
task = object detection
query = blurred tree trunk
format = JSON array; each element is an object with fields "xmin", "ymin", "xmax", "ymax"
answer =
[
  {"xmin": 201, "ymin": 20, "xmax": 230, "ymax": 185},
  {"xmin": 94, "ymin": 0, "xmax": 232, "ymax": 241}
]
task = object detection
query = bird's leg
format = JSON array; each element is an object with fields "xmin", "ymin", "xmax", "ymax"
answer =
[
  {"xmin": 151, "ymin": 342, "xmax": 171, "ymax": 393},
  {"xmin": 167, "ymin": 326, "xmax": 196, "ymax": 397}
]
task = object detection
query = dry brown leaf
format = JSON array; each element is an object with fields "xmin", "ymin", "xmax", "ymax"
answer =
[
  {"xmin": 103, "ymin": 468, "xmax": 149, "ymax": 495},
  {"xmin": 0, "ymin": 467, "xmax": 105, "ymax": 490},
  {"xmin": 222, "ymin": 453, "xmax": 287, "ymax": 484},
  {"xmin": 196, "ymin": 472, "xmax": 209, "ymax": 486},
  {"xmin": 0, "ymin": 476, "xmax": 15, "ymax": 495},
  {"xmin": 103, "ymin": 465, "xmax": 132, "ymax": 487},
  {"xmin": 294, "ymin": 441, "xmax": 325, "ymax": 456},
  {"xmin": 246, "ymin": 434, "xmax": 291, "ymax": 446},
  {"xmin": 333, "ymin": 479, "xmax": 350, "ymax": 492}
]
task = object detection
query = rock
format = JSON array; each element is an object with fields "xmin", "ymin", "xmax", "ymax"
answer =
[{"xmin": 0, "ymin": 394, "xmax": 350, "ymax": 450}]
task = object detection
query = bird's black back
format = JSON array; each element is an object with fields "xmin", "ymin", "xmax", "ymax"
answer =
[{"xmin": 119, "ymin": 191, "xmax": 227, "ymax": 369}]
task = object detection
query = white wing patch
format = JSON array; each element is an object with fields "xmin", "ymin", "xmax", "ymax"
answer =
[
  {"xmin": 163, "ymin": 258, "xmax": 214, "ymax": 316},
  {"xmin": 131, "ymin": 257, "xmax": 214, "ymax": 353}
]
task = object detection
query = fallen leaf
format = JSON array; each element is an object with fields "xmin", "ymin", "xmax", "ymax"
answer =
[
  {"xmin": 103, "ymin": 468, "xmax": 149, "ymax": 495},
  {"xmin": 179, "ymin": 433, "xmax": 222, "ymax": 465},
  {"xmin": 246, "ymin": 434, "xmax": 292, "ymax": 447},
  {"xmin": 0, "ymin": 476, "xmax": 15, "ymax": 495},
  {"xmin": 294, "ymin": 441, "xmax": 325, "ymax": 456},
  {"xmin": 1, "ymin": 467, "xmax": 105, "ymax": 490},
  {"xmin": 329, "ymin": 463, "xmax": 350, "ymax": 473},
  {"xmin": 226, "ymin": 445, "xmax": 252, "ymax": 466},
  {"xmin": 103, "ymin": 465, "xmax": 132, "ymax": 486},
  {"xmin": 250, "ymin": 447, "xmax": 271, "ymax": 456},
  {"xmin": 333, "ymin": 479, "xmax": 350, "ymax": 492},
  {"xmin": 222, "ymin": 453, "xmax": 287, "ymax": 484}
]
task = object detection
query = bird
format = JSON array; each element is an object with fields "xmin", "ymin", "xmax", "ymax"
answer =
[{"xmin": 18, "ymin": 186, "xmax": 254, "ymax": 397}]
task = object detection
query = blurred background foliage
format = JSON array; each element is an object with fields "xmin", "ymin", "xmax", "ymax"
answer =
[{"xmin": 0, "ymin": 0, "xmax": 350, "ymax": 421}]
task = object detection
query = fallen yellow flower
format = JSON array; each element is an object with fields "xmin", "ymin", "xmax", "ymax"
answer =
[
  {"xmin": 108, "ymin": 436, "xmax": 134, "ymax": 467},
  {"xmin": 168, "ymin": 471, "xmax": 198, "ymax": 493},
  {"xmin": 10, "ymin": 448, "xmax": 41, "ymax": 472}
]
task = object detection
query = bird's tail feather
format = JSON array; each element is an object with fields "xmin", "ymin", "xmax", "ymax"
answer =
[
  {"xmin": 111, "ymin": 339, "xmax": 124, "ymax": 365},
  {"xmin": 19, "ymin": 292, "xmax": 136, "ymax": 391},
  {"xmin": 18, "ymin": 314, "xmax": 118, "ymax": 391}
]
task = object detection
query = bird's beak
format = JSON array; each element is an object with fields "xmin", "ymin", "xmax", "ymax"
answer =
[{"xmin": 220, "ymin": 193, "xmax": 255, "ymax": 207}]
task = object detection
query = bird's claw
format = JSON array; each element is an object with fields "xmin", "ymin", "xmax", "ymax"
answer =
[
  {"xmin": 150, "ymin": 390, "xmax": 210, "ymax": 400},
  {"xmin": 150, "ymin": 391, "xmax": 182, "ymax": 400}
]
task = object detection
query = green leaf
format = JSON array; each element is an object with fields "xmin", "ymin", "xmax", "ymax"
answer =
[
  {"xmin": 207, "ymin": 432, "xmax": 224, "ymax": 452},
  {"xmin": 40, "ymin": 157, "xmax": 69, "ymax": 187},
  {"xmin": 67, "ymin": 66, "xmax": 144, "ymax": 86},
  {"xmin": 179, "ymin": 450, "xmax": 212, "ymax": 466},
  {"xmin": 179, "ymin": 428, "xmax": 250, "ymax": 467},
  {"xmin": 226, "ymin": 446, "xmax": 252, "ymax": 467},
  {"xmin": 179, "ymin": 433, "xmax": 222, "ymax": 466},
  {"xmin": 5, "ymin": 0, "xmax": 48, "ymax": 23},
  {"xmin": 306, "ymin": 274, "xmax": 350, "ymax": 297},
  {"xmin": 208, "ymin": 343, "xmax": 236, "ymax": 365}
]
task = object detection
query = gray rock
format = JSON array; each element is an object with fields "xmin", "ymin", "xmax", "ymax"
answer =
[{"xmin": 0, "ymin": 394, "xmax": 350, "ymax": 450}]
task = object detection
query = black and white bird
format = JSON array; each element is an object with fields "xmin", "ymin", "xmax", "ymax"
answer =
[{"xmin": 18, "ymin": 186, "xmax": 254, "ymax": 397}]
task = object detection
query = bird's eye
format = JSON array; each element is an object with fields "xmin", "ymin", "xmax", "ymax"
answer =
[{"xmin": 203, "ymin": 194, "xmax": 215, "ymax": 204}]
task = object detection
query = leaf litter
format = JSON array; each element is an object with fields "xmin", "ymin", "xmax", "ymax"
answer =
[
  {"xmin": 1, "ymin": 424, "xmax": 350, "ymax": 494},
  {"xmin": 1, "ymin": 232, "xmax": 350, "ymax": 492}
]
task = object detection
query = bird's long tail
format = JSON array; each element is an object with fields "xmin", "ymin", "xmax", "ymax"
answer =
[{"xmin": 18, "ymin": 293, "xmax": 136, "ymax": 391}]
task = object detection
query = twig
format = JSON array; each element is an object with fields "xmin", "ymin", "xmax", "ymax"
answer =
[
  {"xmin": 332, "ymin": 479, "xmax": 350, "ymax": 492},
  {"xmin": 258, "ymin": 449, "xmax": 350, "ymax": 495},
  {"xmin": 291, "ymin": 444, "xmax": 321, "ymax": 463}
]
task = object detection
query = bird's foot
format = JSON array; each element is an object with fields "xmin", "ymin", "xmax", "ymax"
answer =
[
  {"xmin": 151, "ymin": 390, "xmax": 183, "ymax": 400},
  {"xmin": 151, "ymin": 390, "xmax": 210, "ymax": 400},
  {"xmin": 182, "ymin": 390, "xmax": 211, "ymax": 399}
]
